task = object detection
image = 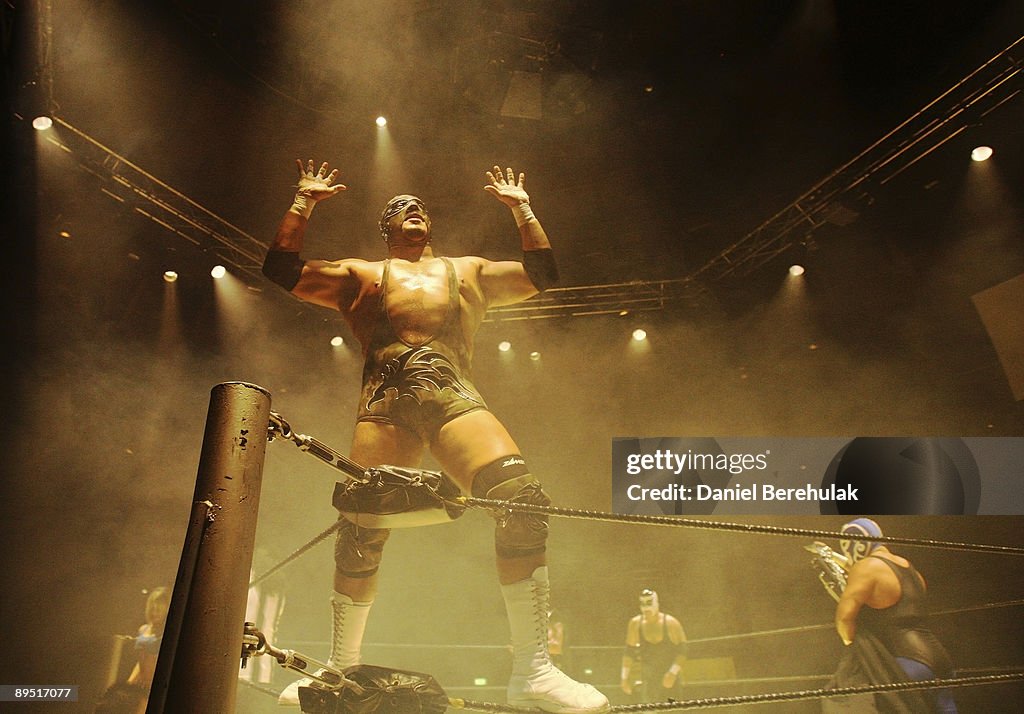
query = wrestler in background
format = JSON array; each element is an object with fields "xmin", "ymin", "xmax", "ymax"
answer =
[
  {"xmin": 621, "ymin": 589, "xmax": 688, "ymax": 702},
  {"xmin": 128, "ymin": 587, "xmax": 169, "ymax": 695},
  {"xmin": 95, "ymin": 587, "xmax": 169, "ymax": 714},
  {"xmin": 262, "ymin": 160, "xmax": 608, "ymax": 713},
  {"xmin": 824, "ymin": 518, "xmax": 957, "ymax": 713}
]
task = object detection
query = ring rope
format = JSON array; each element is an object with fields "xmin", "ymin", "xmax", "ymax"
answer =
[
  {"xmin": 678, "ymin": 597, "xmax": 1024, "ymax": 645},
  {"xmin": 462, "ymin": 497, "xmax": 1024, "ymax": 556},
  {"xmin": 448, "ymin": 672, "xmax": 1024, "ymax": 712},
  {"xmin": 264, "ymin": 412, "xmax": 1024, "ymax": 558},
  {"xmin": 249, "ymin": 519, "xmax": 343, "ymax": 588},
  {"xmin": 256, "ymin": 418, "xmax": 1024, "ymax": 711},
  {"xmin": 244, "ymin": 672, "xmax": 1024, "ymax": 711},
  {"xmin": 271, "ymin": 595, "xmax": 1024, "ymax": 650}
]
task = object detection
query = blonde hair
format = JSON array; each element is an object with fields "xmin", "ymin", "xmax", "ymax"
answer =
[{"xmin": 145, "ymin": 587, "xmax": 170, "ymax": 633}]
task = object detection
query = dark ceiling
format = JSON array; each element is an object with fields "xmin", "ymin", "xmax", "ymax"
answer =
[{"xmin": 10, "ymin": 0, "xmax": 1023, "ymax": 289}]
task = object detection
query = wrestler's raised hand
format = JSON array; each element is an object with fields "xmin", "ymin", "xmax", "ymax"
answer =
[
  {"xmin": 295, "ymin": 159, "xmax": 347, "ymax": 202},
  {"xmin": 484, "ymin": 165, "xmax": 530, "ymax": 206}
]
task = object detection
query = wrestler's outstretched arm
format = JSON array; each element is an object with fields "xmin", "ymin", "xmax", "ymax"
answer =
[
  {"xmin": 263, "ymin": 160, "xmax": 356, "ymax": 310},
  {"xmin": 480, "ymin": 165, "xmax": 560, "ymax": 306}
]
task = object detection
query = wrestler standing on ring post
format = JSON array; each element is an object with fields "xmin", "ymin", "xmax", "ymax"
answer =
[{"xmin": 262, "ymin": 160, "xmax": 609, "ymax": 713}]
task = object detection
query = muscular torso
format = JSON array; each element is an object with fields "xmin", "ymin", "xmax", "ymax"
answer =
[{"xmin": 336, "ymin": 256, "xmax": 488, "ymax": 358}]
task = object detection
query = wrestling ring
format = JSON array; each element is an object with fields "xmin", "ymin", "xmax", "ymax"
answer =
[{"xmin": 145, "ymin": 383, "xmax": 1024, "ymax": 713}]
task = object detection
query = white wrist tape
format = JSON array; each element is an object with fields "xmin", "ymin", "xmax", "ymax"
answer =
[
  {"xmin": 510, "ymin": 201, "xmax": 535, "ymax": 227},
  {"xmin": 668, "ymin": 663, "xmax": 681, "ymax": 675},
  {"xmin": 290, "ymin": 192, "xmax": 314, "ymax": 219}
]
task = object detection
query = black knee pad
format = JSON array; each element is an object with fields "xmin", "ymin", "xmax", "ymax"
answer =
[
  {"xmin": 334, "ymin": 516, "xmax": 391, "ymax": 578},
  {"xmin": 472, "ymin": 455, "xmax": 550, "ymax": 559}
]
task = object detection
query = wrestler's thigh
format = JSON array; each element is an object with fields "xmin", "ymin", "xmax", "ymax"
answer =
[
  {"xmin": 432, "ymin": 410, "xmax": 522, "ymax": 490},
  {"xmin": 350, "ymin": 420, "xmax": 424, "ymax": 468}
]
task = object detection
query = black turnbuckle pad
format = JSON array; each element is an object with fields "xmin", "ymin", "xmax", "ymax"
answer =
[
  {"xmin": 333, "ymin": 465, "xmax": 466, "ymax": 529},
  {"xmin": 297, "ymin": 664, "xmax": 449, "ymax": 714}
]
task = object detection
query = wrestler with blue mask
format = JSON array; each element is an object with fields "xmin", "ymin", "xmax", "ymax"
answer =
[
  {"xmin": 838, "ymin": 517, "xmax": 883, "ymax": 565},
  {"xmin": 832, "ymin": 519, "xmax": 958, "ymax": 712}
]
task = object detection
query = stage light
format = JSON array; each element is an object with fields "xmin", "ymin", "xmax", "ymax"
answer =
[
  {"xmin": 498, "ymin": 340, "xmax": 512, "ymax": 352},
  {"xmin": 210, "ymin": 265, "xmax": 226, "ymax": 279},
  {"xmin": 330, "ymin": 336, "xmax": 345, "ymax": 347},
  {"xmin": 376, "ymin": 116, "xmax": 387, "ymax": 127},
  {"xmin": 971, "ymin": 146, "xmax": 993, "ymax": 162},
  {"xmin": 163, "ymin": 271, "xmax": 178, "ymax": 283},
  {"xmin": 789, "ymin": 264, "xmax": 805, "ymax": 277},
  {"xmin": 529, "ymin": 351, "xmax": 541, "ymax": 361},
  {"xmin": 632, "ymin": 328, "xmax": 647, "ymax": 342},
  {"xmin": 32, "ymin": 115, "xmax": 53, "ymax": 131},
  {"xmin": 473, "ymin": 678, "xmax": 488, "ymax": 686}
]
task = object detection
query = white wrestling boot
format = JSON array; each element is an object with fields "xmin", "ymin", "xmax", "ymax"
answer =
[
  {"xmin": 501, "ymin": 566, "xmax": 610, "ymax": 713},
  {"xmin": 277, "ymin": 592, "xmax": 371, "ymax": 707}
]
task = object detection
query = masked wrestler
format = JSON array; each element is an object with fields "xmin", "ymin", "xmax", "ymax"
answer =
[
  {"xmin": 620, "ymin": 589, "xmax": 688, "ymax": 702},
  {"xmin": 828, "ymin": 518, "xmax": 957, "ymax": 713},
  {"xmin": 262, "ymin": 160, "xmax": 608, "ymax": 713}
]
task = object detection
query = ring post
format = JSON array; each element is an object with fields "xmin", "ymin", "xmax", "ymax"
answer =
[{"xmin": 148, "ymin": 382, "xmax": 272, "ymax": 714}]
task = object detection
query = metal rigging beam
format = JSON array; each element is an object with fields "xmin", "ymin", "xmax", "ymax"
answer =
[
  {"xmin": 31, "ymin": 36, "xmax": 1023, "ymax": 321},
  {"xmin": 43, "ymin": 116, "xmax": 268, "ymax": 282},
  {"xmin": 488, "ymin": 35, "xmax": 1024, "ymax": 321},
  {"xmin": 689, "ymin": 34, "xmax": 1024, "ymax": 285}
]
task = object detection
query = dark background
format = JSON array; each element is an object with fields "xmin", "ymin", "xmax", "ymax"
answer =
[{"xmin": 2, "ymin": 1, "xmax": 1023, "ymax": 711}]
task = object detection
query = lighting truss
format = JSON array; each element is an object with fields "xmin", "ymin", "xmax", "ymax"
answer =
[
  {"xmin": 491, "ymin": 34, "xmax": 1023, "ymax": 320},
  {"xmin": 688, "ymin": 34, "xmax": 1024, "ymax": 285},
  {"xmin": 44, "ymin": 117, "xmax": 268, "ymax": 282},
  {"xmin": 484, "ymin": 277, "xmax": 704, "ymax": 322},
  {"xmin": 35, "ymin": 36, "xmax": 1023, "ymax": 321}
]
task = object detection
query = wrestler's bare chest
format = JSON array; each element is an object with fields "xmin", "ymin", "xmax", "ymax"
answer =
[{"xmin": 383, "ymin": 259, "xmax": 454, "ymax": 344}]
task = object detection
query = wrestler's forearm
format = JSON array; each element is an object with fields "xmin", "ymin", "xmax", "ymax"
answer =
[
  {"xmin": 263, "ymin": 210, "xmax": 311, "ymax": 290},
  {"xmin": 834, "ymin": 598, "xmax": 859, "ymax": 645},
  {"xmin": 270, "ymin": 210, "xmax": 309, "ymax": 252},
  {"xmin": 516, "ymin": 213, "xmax": 558, "ymax": 290},
  {"xmin": 503, "ymin": 195, "xmax": 550, "ymax": 250},
  {"xmin": 518, "ymin": 216, "xmax": 551, "ymax": 251}
]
